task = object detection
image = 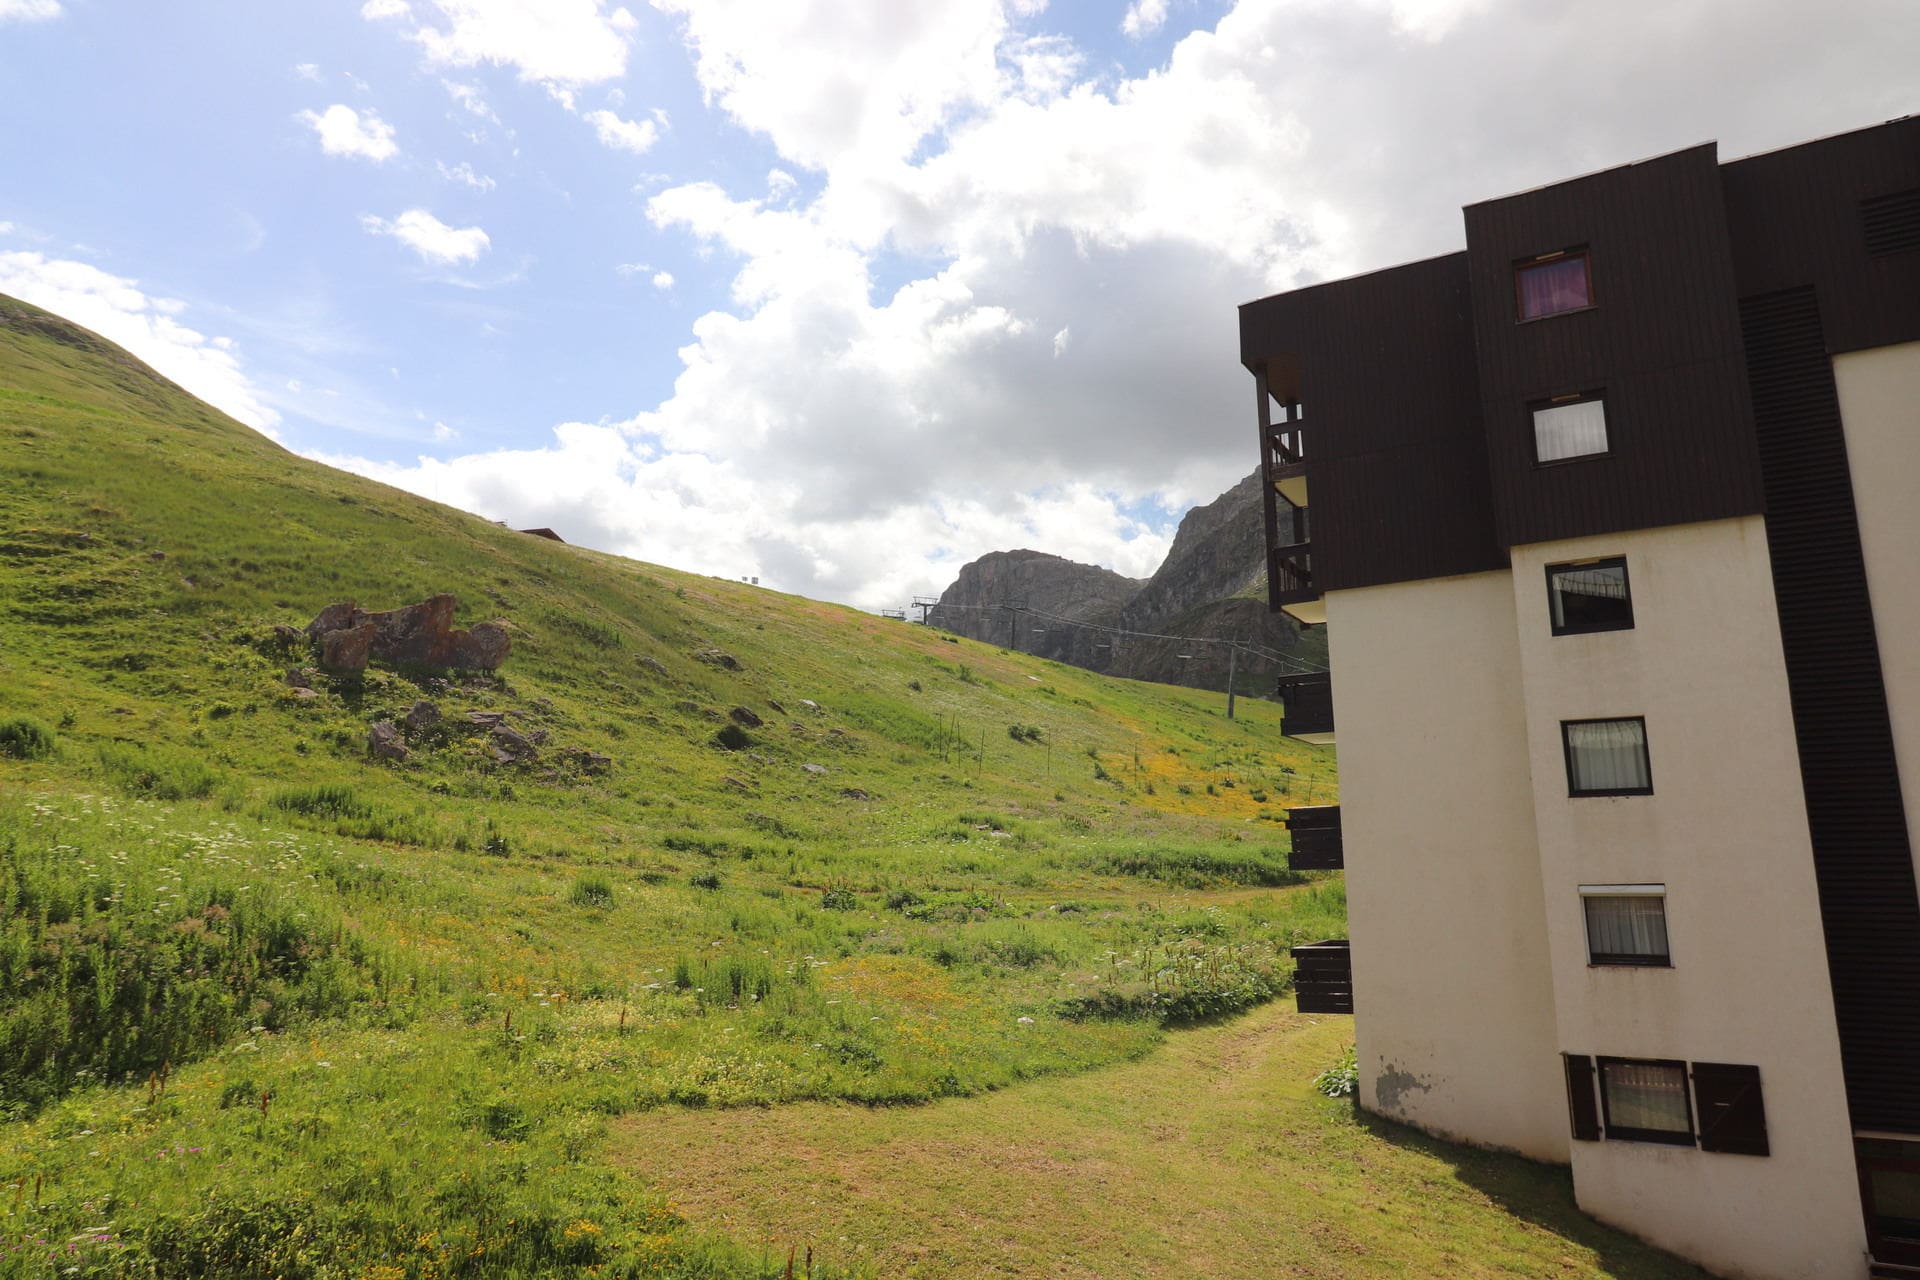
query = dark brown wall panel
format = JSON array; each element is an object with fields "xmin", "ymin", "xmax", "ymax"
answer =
[
  {"xmin": 1465, "ymin": 144, "xmax": 1766, "ymax": 549},
  {"xmin": 1742, "ymin": 286, "xmax": 1920, "ymax": 1134},
  {"xmin": 1723, "ymin": 117, "xmax": 1920, "ymax": 354},
  {"xmin": 1239, "ymin": 253, "xmax": 1504, "ymax": 592}
]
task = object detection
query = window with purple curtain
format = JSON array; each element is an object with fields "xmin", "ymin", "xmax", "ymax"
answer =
[{"xmin": 1516, "ymin": 252, "xmax": 1593, "ymax": 320}]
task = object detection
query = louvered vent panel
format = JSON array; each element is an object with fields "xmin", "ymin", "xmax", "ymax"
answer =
[
  {"xmin": 1861, "ymin": 188, "xmax": 1920, "ymax": 257},
  {"xmin": 1742, "ymin": 286, "xmax": 1920, "ymax": 1134}
]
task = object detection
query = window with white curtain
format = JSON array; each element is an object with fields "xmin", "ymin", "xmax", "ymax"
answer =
[
  {"xmin": 1533, "ymin": 395, "xmax": 1609, "ymax": 462},
  {"xmin": 1562, "ymin": 717, "xmax": 1653, "ymax": 795},
  {"xmin": 1598, "ymin": 1058, "xmax": 1694, "ymax": 1144},
  {"xmin": 1581, "ymin": 886, "xmax": 1670, "ymax": 965}
]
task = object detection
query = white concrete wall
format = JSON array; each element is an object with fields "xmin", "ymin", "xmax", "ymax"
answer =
[
  {"xmin": 1835, "ymin": 340, "xmax": 1920, "ymax": 889},
  {"xmin": 1509, "ymin": 517, "xmax": 1865, "ymax": 1280},
  {"xmin": 1325, "ymin": 572, "xmax": 1567, "ymax": 1162}
]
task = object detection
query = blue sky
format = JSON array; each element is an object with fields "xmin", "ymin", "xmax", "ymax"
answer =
[{"xmin": 1, "ymin": 0, "xmax": 1913, "ymax": 609}]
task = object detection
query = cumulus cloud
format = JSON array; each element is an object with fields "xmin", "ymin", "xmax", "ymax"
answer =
[
  {"xmin": 360, "ymin": 209, "xmax": 491, "ymax": 264},
  {"xmin": 1121, "ymin": 0, "xmax": 1168, "ymax": 38},
  {"xmin": 0, "ymin": 251, "xmax": 279, "ymax": 433},
  {"xmin": 298, "ymin": 104, "xmax": 400, "ymax": 161},
  {"xmin": 0, "ymin": 0, "xmax": 61, "ymax": 21},
  {"xmin": 377, "ymin": 0, "xmax": 638, "ymax": 86},
  {"xmin": 650, "ymin": 271, "xmax": 674, "ymax": 290},
  {"xmin": 348, "ymin": 0, "xmax": 1920, "ymax": 606},
  {"xmin": 583, "ymin": 107, "xmax": 658, "ymax": 153}
]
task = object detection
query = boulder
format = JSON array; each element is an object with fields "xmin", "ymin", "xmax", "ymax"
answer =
[
  {"xmin": 489, "ymin": 724, "xmax": 538, "ymax": 764},
  {"xmin": 729, "ymin": 706, "xmax": 764, "ymax": 728},
  {"xmin": 802, "ymin": 763, "xmax": 828, "ymax": 775},
  {"xmin": 287, "ymin": 687, "xmax": 320, "ymax": 702},
  {"xmin": 271, "ymin": 624, "xmax": 304, "ymax": 647},
  {"xmin": 368, "ymin": 721, "xmax": 408, "ymax": 762},
  {"xmin": 402, "ymin": 700, "xmax": 440, "ymax": 734},
  {"xmin": 798, "ymin": 699, "xmax": 819, "ymax": 711},
  {"xmin": 694, "ymin": 647, "xmax": 741, "ymax": 670},
  {"xmin": 320, "ymin": 622, "xmax": 376, "ymax": 672},
  {"xmin": 567, "ymin": 749, "xmax": 613, "ymax": 775},
  {"xmin": 840, "ymin": 788, "xmax": 871, "ymax": 801},
  {"xmin": 465, "ymin": 710, "xmax": 508, "ymax": 727},
  {"xmin": 304, "ymin": 595, "xmax": 511, "ymax": 670},
  {"xmin": 639, "ymin": 656, "xmax": 669, "ymax": 677},
  {"xmin": 284, "ymin": 667, "xmax": 313, "ymax": 689}
]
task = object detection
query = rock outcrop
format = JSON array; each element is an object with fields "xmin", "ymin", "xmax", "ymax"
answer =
[
  {"xmin": 930, "ymin": 470, "xmax": 1326, "ymax": 690},
  {"xmin": 306, "ymin": 595, "xmax": 510, "ymax": 672}
]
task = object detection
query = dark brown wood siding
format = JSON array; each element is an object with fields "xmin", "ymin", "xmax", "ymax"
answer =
[
  {"xmin": 1722, "ymin": 116, "xmax": 1920, "ymax": 355},
  {"xmin": 1741, "ymin": 286, "xmax": 1920, "ymax": 1135},
  {"xmin": 1465, "ymin": 144, "xmax": 1766, "ymax": 549},
  {"xmin": 1239, "ymin": 253, "xmax": 1504, "ymax": 593}
]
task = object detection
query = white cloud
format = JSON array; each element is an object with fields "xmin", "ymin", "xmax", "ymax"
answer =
[
  {"xmin": 360, "ymin": 209, "xmax": 491, "ymax": 265},
  {"xmin": 437, "ymin": 159, "xmax": 497, "ymax": 191},
  {"xmin": 0, "ymin": 222, "xmax": 13, "ymax": 235},
  {"xmin": 583, "ymin": 108, "xmax": 658, "ymax": 154},
  {"xmin": 298, "ymin": 104, "xmax": 399, "ymax": 161},
  {"xmin": 0, "ymin": 0, "xmax": 61, "ymax": 21},
  {"xmin": 381, "ymin": 0, "xmax": 638, "ymax": 87},
  {"xmin": 325, "ymin": 0, "xmax": 1920, "ymax": 609},
  {"xmin": 1121, "ymin": 0, "xmax": 1168, "ymax": 38},
  {"xmin": 0, "ymin": 252, "xmax": 279, "ymax": 433},
  {"xmin": 441, "ymin": 79, "xmax": 500, "ymax": 122},
  {"xmin": 293, "ymin": 62, "xmax": 322, "ymax": 81},
  {"xmin": 650, "ymin": 271, "xmax": 674, "ymax": 290},
  {"xmin": 432, "ymin": 421, "xmax": 458, "ymax": 441}
]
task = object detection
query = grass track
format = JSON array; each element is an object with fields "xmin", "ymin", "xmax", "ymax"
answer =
[{"xmin": 621, "ymin": 1006, "xmax": 1710, "ymax": 1279}]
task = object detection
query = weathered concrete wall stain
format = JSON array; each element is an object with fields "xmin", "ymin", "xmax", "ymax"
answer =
[{"xmin": 1374, "ymin": 1062, "xmax": 1433, "ymax": 1112}]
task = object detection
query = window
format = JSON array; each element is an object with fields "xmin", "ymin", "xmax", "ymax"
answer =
[
  {"xmin": 1515, "ymin": 249, "xmax": 1593, "ymax": 320},
  {"xmin": 1859, "ymin": 1136, "xmax": 1920, "ymax": 1265},
  {"xmin": 1532, "ymin": 393, "xmax": 1609, "ymax": 463},
  {"xmin": 1562, "ymin": 717, "xmax": 1652, "ymax": 796},
  {"xmin": 1547, "ymin": 557, "xmax": 1633, "ymax": 634},
  {"xmin": 1581, "ymin": 885, "xmax": 1670, "ymax": 966},
  {"xmin": 1597, "ymin": 1057, "xmax": 1694, "ymax": 1145},
  {"xmin": 1563, "ymin": 1054, "xmax": 1602, "ymax": 1142}
]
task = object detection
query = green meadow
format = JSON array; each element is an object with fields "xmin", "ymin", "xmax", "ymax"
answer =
[{"xmin": 0, "ymin": 294, "xmax": 1703, "ymax": 1278}]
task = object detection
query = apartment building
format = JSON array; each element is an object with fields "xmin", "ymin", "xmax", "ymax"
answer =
[{"xmin": 1243, "ymin": 118, "xmax": 1920, "ymax": 1279}]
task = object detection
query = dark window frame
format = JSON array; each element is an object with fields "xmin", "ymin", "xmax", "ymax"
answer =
[
  {"xmin": 1563, "ymin": 1053, "xmax": 1602, "ymax": 1142},
  {"xmin": 1596, "ymin": 1056, "xmax": 1695, "ymax": 1146},
  {"xmin": 1514, "ymin": 247, "xmax": 1596, "ymax": 323},
  {"xmin": 1561, "ymin": 716, "xmax": 1654, "ymax": 797},
  {"xmin": 1528, "ymin": 389, "xmax": 1612, "ymax": 467},
  {"xmin": 1858, "ymin": 1136, "xmax": 1920, "ymax": 1266},
  {"xmin": 1580, "ymin": 888, "xmax": 1672, "ymax": 968},
  {"xmin": 1546, "ymin": 555, "xmax": 1634, "ymax": 635}
]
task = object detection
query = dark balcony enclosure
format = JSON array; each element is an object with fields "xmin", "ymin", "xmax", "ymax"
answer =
[
  {"xmin": 1276, "ymin": 672, "xmax": 1334, "ymax": 743},
  {"xmin": 1285, "ymin": 804, "xmax": 1343, "ymax": 870},
  {"xmin": 1292, "ymin": 939, "xmax": 1353, "ymax": 1014}
]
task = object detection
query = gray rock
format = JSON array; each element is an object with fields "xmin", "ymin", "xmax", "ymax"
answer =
[
  {"xmin": 403, "ymin": 700, "xmax": 440, "ymax": 734},
  {"xmin": 368, "ymin": 721, "xmax": 408, "ymax": 762},
  {"xmin": 694, "ymin": 647, "xmax": 741, "ymax": 670},
  {"xmin": 729, "ymin": 706, "xmax": 764, "ymax": 728},
  {"xmin": 639, "ymin": 656, "xmax": 669, "ymax": 677},
  {"xmin": 802, "ymin": 763, "xmax": 828, "ymax": 775},
  {"xmin": 840, "ymin": 788, "xmax": 871, "ymax": 801},
  {"xmin": 489, "ymin": 723, "xmax": 538, "ymax": 763}
]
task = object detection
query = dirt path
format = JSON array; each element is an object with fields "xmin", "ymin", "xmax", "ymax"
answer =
[{"xmin": 614, "ymin": 1005, "xmax": 1708, "ymax": 1279}]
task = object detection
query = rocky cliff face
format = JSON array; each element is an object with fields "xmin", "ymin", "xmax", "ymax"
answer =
[{"xmin": 931, "ymin": 470, "xmax": 1326, "ymax": 691}]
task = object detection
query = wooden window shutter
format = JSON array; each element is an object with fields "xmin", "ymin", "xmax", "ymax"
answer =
[
  {"xmin": 1564, "ymin": 1053, "xmax": 1602, "ymax": 1141},
  {"xmin": 1692, "ymin": 1062, "xmax": 1769, "ymax": 1156}
]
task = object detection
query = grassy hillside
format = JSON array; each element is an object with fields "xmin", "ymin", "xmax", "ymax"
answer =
[{"xmin": 0, "ymin": 294, "xmax": 1701, "ymax": 1279}]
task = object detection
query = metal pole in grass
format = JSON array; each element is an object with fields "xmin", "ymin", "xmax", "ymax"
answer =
[
  {"xmin": 978, "ymin": 726, "xmax": 987, "ymax": 778},
  {"xmin": 1226, "ymin": 645, "xmax": 1238, "ymax": 720}
]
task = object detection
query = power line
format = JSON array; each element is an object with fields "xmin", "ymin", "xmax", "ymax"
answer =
[{"xmin": 916, "ymin": 598, "xmax": 1328, "ymax": 675}]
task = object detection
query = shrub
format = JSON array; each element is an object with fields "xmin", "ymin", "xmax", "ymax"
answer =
[
  {"xmin": 689, "ymin": 870, "xmax": 722, "ymax": 890},
  {"xmin": 96, "ymin": 743, "xmax": 221, "ymax": 800},
  {"xmin": 1007, "ymin": 723, "xmax": 1044, "ymax": 743},
  {"xmin": 713, "ymin": 723, "xmax": 751, "ymax": 751},
  {"xmin": 885, "ymin": 888, "xmax": 924, "ymax": 912},
  {"xmin": 568, "ymin": 874, "xmax": 616, "ymax": 909},
  {"xmin": 271, "ymin": 783, "xmax": 371, "ymax": 820},
  {"xmin": 0, "ymin": 717, "xmax": 55, "ymax": 760},
  {"xmin": 819, "ymin": 885, "xmax": 858, "ymax": 911},
  {"xmin": 1314, "ymin": 1045, "xmax": 1360, "ymax": 1098}
]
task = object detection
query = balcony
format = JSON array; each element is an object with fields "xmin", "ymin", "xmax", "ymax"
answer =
[
  {"xmin": 1285, "ymin": 804, "xmax": 1343, "ymax": 871},
  {"xmin": 1275, "ymin": 672, "xmax": 1335, "ymax": 744},
  {"xmin": 1291, "ymin": 939, "xmax": 1353, "ymax": 1014},
  {"xmin": 1259, "ymin": 389, "xmax": 1324, "ymax": 625}
]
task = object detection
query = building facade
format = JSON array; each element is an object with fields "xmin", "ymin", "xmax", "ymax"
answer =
[{"xmin": 1242, "ymin": 118, "xmax": 1920, "ymax": 1279}]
